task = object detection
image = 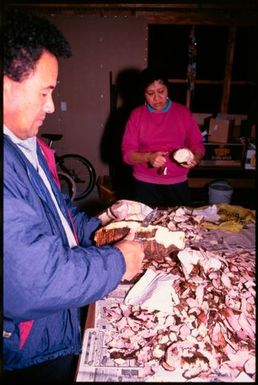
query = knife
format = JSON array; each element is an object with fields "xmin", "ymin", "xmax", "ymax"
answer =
[
  {"xmin": 141, "ymin": 207, "xmax": 158, "ymax": 227},
  {"xmin": 157, "ymin": 165, "xmax": 168, "ymax": 175}
]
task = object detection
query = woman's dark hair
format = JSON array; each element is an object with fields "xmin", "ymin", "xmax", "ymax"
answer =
[
  {"xmin": 140, "ymin": 67, "xmax": 170, "ymax": 94},
  {"xmin": 3, "ymin": 9, "xmax": 72, "ymax": 81}
]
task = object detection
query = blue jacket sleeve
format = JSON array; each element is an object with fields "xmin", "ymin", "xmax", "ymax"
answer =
[
  {"xmin": 63, "ymin": 194, "xmax": 102, "ymax": 247},
  {"xmin": 4, "ymin": 193, "xmax": 126, "ymax": 322}
]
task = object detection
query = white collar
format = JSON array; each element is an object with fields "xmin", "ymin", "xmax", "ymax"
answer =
[{"xmin": 4, "ymin": 125, "xmax": 39, "ymax": 169}]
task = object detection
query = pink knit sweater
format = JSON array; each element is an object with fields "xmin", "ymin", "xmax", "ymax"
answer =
[{"xmin": 122, "ymin": 102, "xmax": 205, "ymax": 185}]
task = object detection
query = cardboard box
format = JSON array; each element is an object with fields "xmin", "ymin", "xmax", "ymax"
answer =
[
  {"xmin": 199, "ymin": 143, "xmax": 245, "ymax": 167},
  {"xmin": 208, "ymin": 118, "xmax": 235, "ymax": 143}
]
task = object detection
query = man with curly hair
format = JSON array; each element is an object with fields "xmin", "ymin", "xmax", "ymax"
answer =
[{"xmin": 3, "ymin": 9, "xmax": 144, "ymax": 382}]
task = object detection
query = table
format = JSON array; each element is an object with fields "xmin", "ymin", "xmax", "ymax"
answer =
[{"xmin": 76, "ymin": 204, "xmax": 255, "ymax": 382}]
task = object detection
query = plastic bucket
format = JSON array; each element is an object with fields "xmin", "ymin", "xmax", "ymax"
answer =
[{"xmin": 208, "ymin": 180, "xmax": 233, "ymax": 205}]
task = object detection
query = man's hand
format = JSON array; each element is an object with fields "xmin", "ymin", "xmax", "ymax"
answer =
[
  {"xmin": 98, "ymin": 201, "xmax": 129, "ymax": 226},
  {"xmin": 108, "ymin": 201, "xmax": 129, "ymax": 220},
  {"xmin": 115, "ymin": 235, "xmax": 144, "ymax": 281}
]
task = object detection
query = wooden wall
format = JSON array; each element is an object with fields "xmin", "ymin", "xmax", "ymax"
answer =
[{"xmin": 6, "ymin": 3, "xmax": 258, "ymax": 198}]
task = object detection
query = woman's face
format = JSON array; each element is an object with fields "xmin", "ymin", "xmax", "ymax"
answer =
[{"xmin": 144, "ymin": 80, "xmax": 169, "ymax": 111}]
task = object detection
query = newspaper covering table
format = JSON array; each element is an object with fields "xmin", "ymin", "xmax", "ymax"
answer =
[
  {"xmin": 76, "ymin": 284, "xmax": 149, "ymax": 382},
  {"xmin": 76, "ymin": 281, "xmax": 254, "ymax": 382},
  {"xmin": 75, "ymin": 204, "xmax": 255, "ymax": 382}
]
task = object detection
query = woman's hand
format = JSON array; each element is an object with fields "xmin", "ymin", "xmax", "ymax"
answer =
[
  {"xmin": 180, "ymin": 157, "xmax": 198, "ymax": 168},
  {"xmin": 130, "ymin": 150, "xmax": 168, "ymax": 167},
  {"xmin": 180, "ymin": 152, "xmax": 203, "ymax": 169},
  {"xmin": 148, "ymin": 151, "xmax": 168, "ymax": 168}
]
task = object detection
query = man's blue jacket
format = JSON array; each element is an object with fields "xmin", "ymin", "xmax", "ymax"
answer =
[{"xmin": 3, "ymin": 135, "xmax": 126, "ymax": 370}]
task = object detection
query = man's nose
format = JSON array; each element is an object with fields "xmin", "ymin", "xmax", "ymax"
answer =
[{"xmin": 44, "ymin": 97, "xmax": 55, "ymax": 114}]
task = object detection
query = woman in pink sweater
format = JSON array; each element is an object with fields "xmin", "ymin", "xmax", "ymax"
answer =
[{"xmin": 122, "ymin": 67, "xmax": 205, "ymax": 208}]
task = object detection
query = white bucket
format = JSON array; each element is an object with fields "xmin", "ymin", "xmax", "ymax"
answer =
[{"xmin": 208, "ymin": 180, "xmax": 233, "ymax": 205}]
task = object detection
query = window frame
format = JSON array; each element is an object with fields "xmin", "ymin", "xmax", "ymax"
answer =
[{"xmin": 146, "ymin": 17, "xmax": 257, "ymax": 114}]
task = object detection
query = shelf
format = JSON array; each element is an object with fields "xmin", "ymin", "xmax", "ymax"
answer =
[{"xmin": 188, "ymin": 167, "xmax": 255, "ymax": 189}]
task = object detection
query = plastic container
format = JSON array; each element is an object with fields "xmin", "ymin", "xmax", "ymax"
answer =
[{"xmin": 208, "ymin": 180, "xmax": 233, "ymax": 205}]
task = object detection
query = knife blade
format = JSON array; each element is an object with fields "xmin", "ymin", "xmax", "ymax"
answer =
[
  {"xmin": 141, "ymin": 207, "xmax": 158, "ymax": 227},
  {"xmin": 157, "ymin": 165, "xmax": 168, "ymax": 175}
]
